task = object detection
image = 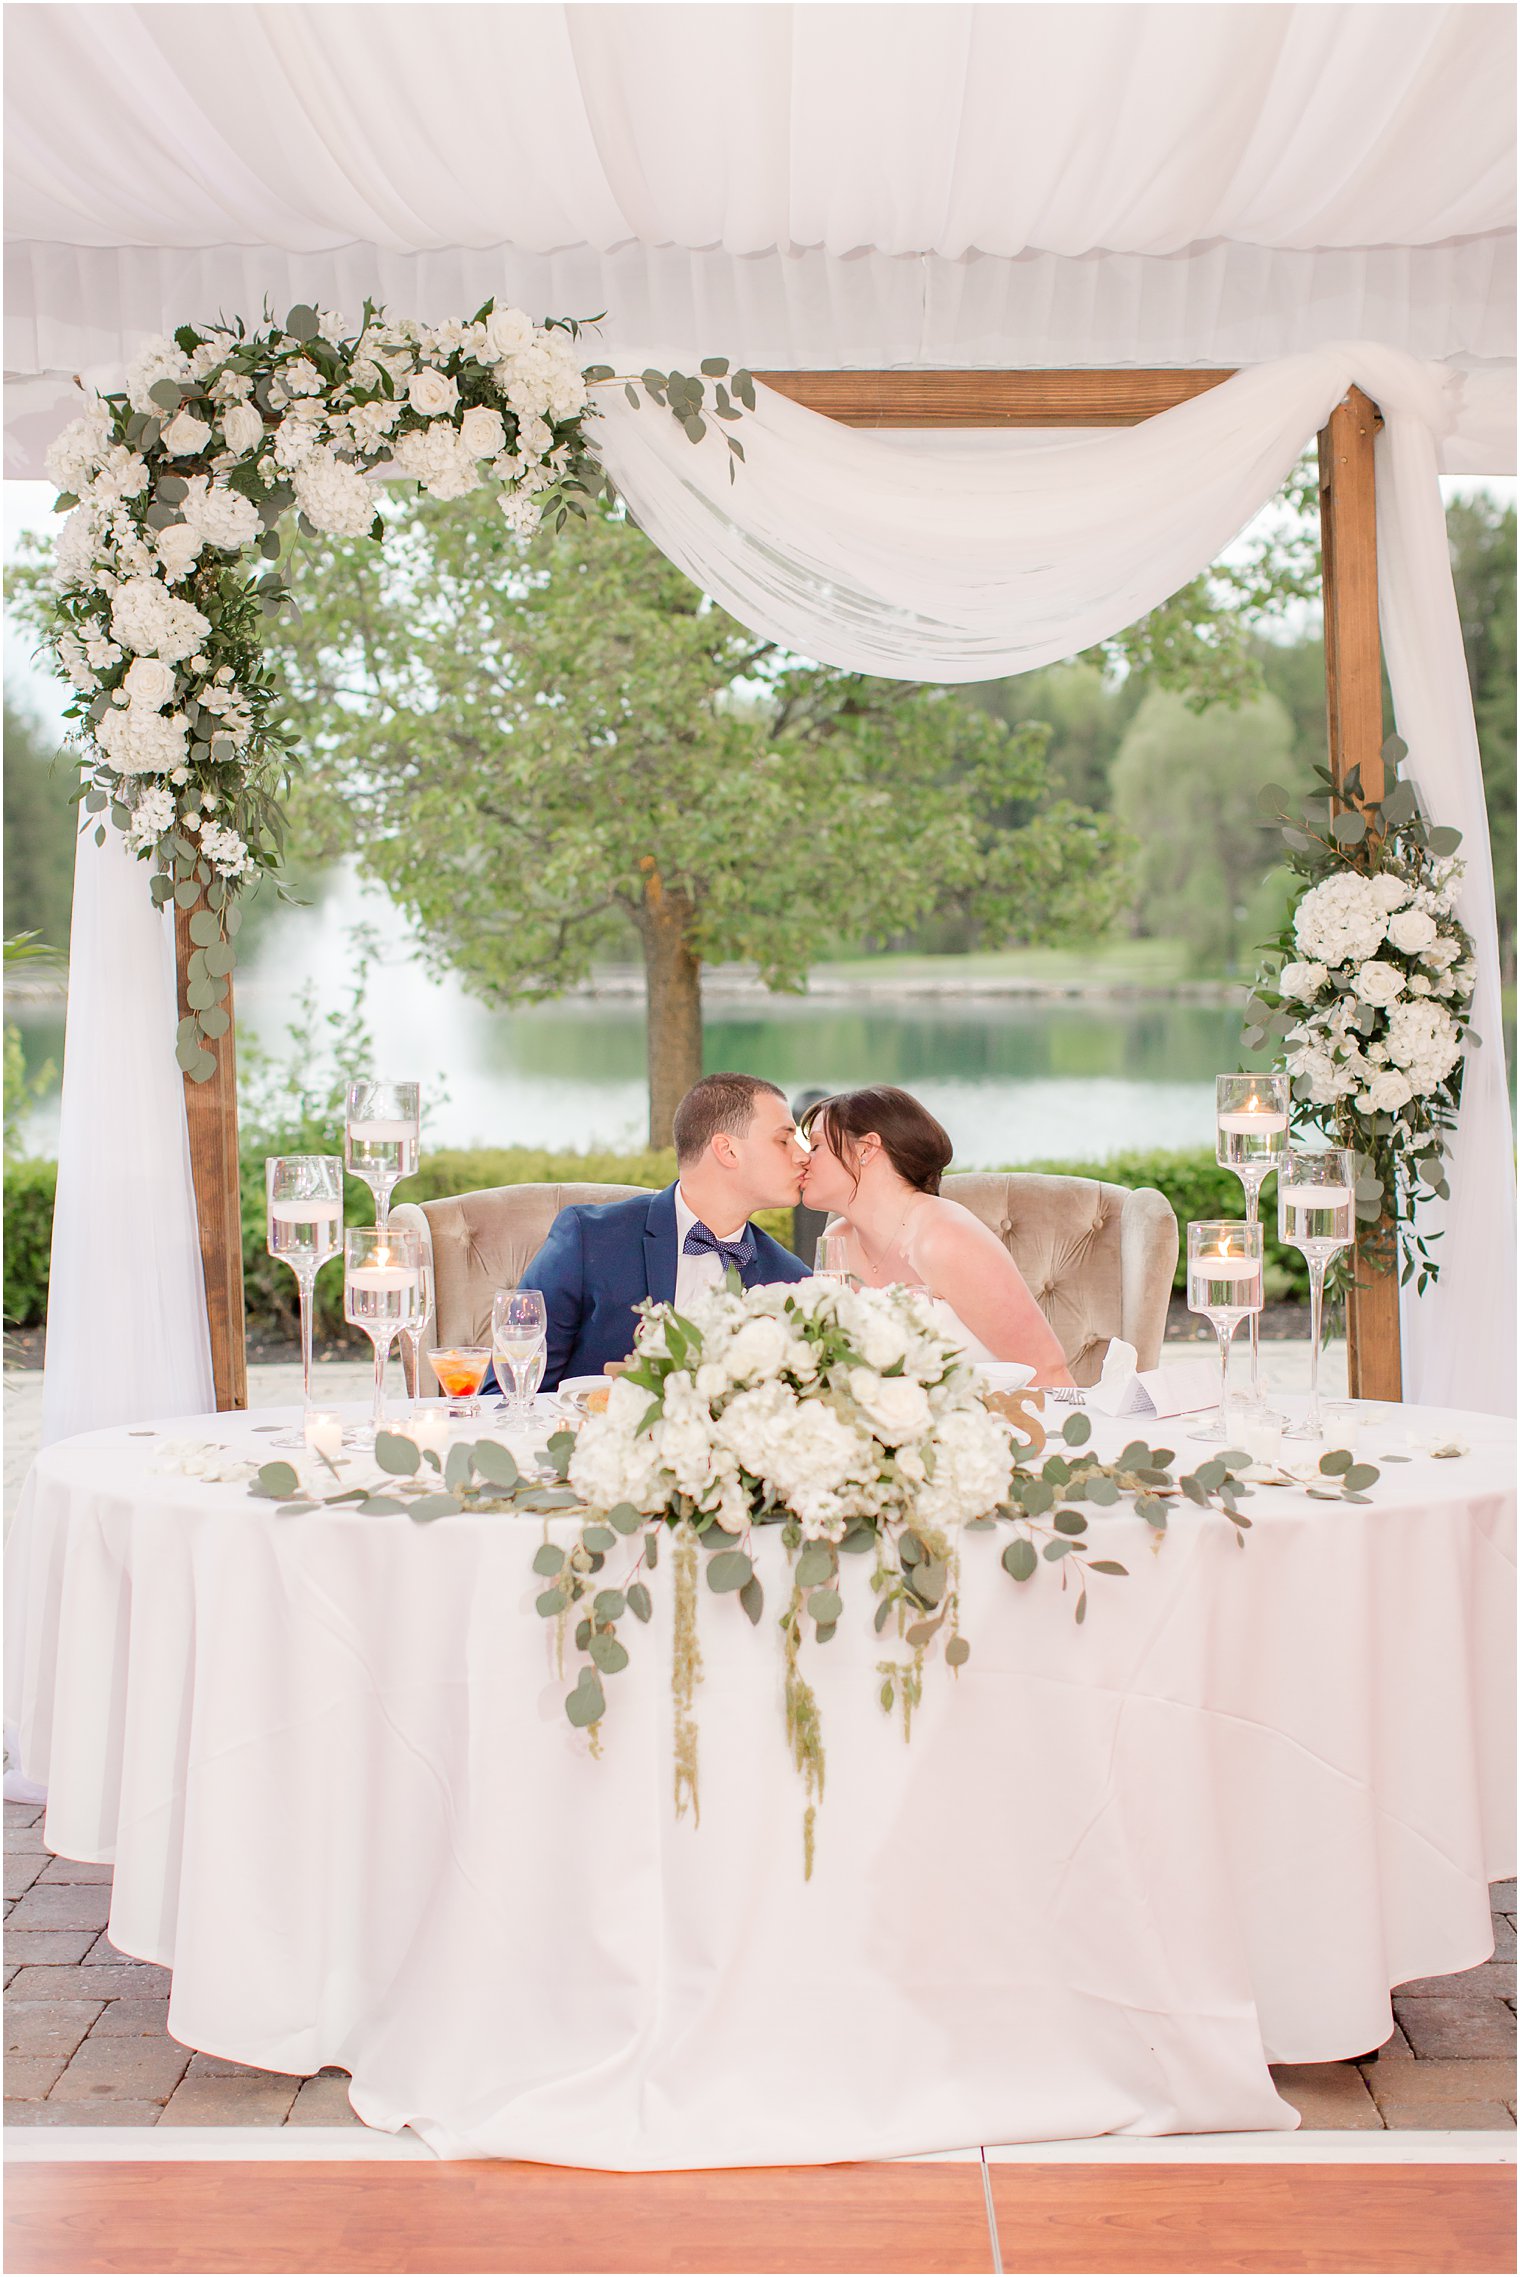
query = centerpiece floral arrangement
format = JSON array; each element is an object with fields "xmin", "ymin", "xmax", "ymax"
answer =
[
  {"xmin": 1243, "ymin": 741, "xmax": 1477, "ymax": 1293},
  {"xmin": 250, "ymin": 1275, "xmax": 1378, "ymax": 1876},
  {"xmin": 26, "ymin": 299, "xmax": 754, "ymax": 1080}
]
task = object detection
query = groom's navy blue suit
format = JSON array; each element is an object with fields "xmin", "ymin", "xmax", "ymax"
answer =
[{"xmin": 508, "ymin": 1182, "xmax": 809, "ymax": 1393}]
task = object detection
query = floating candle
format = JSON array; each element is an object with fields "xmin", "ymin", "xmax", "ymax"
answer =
[
  {"xmin": 347, "ymin": 1265, "xmax": 417, "ymax": 1294},
  {"xmin": 1279, "ymin": 1184, "xmax": 1353, "ymax": 1210},
  {"xmin": 269, "ymin": 1199, "xmax": 343, "ymax": 1225},
  {"xmin": 1218, "ymin": 1109, "xmax": 1288, "ymax": 1135},
  {"xmin": 348, "ymin": 1118, "xmax": 418, "ymax": 1142}
]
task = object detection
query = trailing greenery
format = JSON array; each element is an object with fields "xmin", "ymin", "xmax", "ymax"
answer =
[{"xmin": 4, "ymin": 1141, "xmax": 1309, "ymax": 1334}]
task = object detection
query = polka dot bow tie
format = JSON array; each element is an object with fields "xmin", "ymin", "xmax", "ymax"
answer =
[{"xmin": 682, "ymin": 1221, "xmax": 757, "ymax": 1273}]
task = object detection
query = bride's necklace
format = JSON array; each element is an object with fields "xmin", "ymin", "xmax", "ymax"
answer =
[{"xmin": 857, "ymin": 1193, "xmax": 925, "ymax": 1274}]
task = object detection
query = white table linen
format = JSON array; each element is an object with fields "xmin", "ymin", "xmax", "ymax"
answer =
[{"xmin": 6, "ymin": 1401, "xmax": 1513, "ymax": 2168}]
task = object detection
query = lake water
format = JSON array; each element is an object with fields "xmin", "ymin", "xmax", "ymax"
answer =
[{"xmin": 11, "ymin": 868, "xmax": 1257, "ymax": 1168}]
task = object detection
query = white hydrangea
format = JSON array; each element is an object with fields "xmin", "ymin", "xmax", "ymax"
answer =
[
  {"xmin": 292, "ymin": 452, "xmax": 376, "ymax": 537},
  {"xmin": 272, "ymin": 409, "xmax": 326, "ymax": 470},
  {"xmin": 1383, "ymin": 999, "xmax": 1462, "ymax": 1086},
  {"xmin": 109, "ymin": 577, "xmax": 212, "ymax": 663},
  {"xmin": 1284, "ymin": 1037, "xmax": 1357, "ymax": 1105},
  {"xmin": 392, "ymin": 421, "xmax": 480, "ymax": 500},
  {"xmin": 495, "ymin": 330, "xmax": 587, "ymax": 422},
  {"xmin": 96, "ymin": 702, "xmax": 190, "ymax": 775},
  {"xmin": 915, "ymin": 1408, "xmax": 1014, "ymax": 1530},
  {"xmin": 125, "ymin": 335, "xmax": 192, "ymax": 416},
  {"xmin": 1292, "ymin": 872, "xmax": 1391, "ymax": 967},
  {"xmin": 179, "ymin": 476, "xmax": 263, "ymax": 551},
  {"xmin": 54, "ymin": 502, "xmax": 105, "ymax": 586},
  {"xmin": 45, "ymin": 400, "xmax": 114, "ymax": 494}
]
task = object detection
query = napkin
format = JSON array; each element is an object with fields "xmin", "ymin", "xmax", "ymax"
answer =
[{"xmin": 1086, "ymin": 1339, "xmax": 1219, "ymax": 1419}]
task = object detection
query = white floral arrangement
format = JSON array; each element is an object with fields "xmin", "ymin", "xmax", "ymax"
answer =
[
  {"xmin": 1246, "ymin": 749, "xmax": 1478, "ymax": 1291},
  {"xmin": 21, "ymin": 301, "xmax": 755, "ymax": 1082},
  {"xmin": 569, "ymin": 1277, "xmax": 1014, "ymax": 1544}
]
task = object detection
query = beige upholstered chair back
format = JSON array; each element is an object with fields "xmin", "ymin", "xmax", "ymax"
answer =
[
  {"xmin": 941, "ymin": 1172, "xmax": 1177, "ymax": 1383},
  {"xmin": 393, "ymin": 1171, "xmax": 1177, "ymax": 1391},
  {"xmin": 391, "ymin": 1184, "xmax": 646, "ymax": 1383}
]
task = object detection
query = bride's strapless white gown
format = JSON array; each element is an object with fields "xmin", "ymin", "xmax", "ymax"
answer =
[{"xmin": 922, "ymin": 1293, "xmax": 997, "ymax": 1362}]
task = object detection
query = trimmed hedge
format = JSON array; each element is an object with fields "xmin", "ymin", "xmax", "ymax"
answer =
[{"xmin": 3, "ymin": 1142, "xmax": 1306, "ymax": 1337}]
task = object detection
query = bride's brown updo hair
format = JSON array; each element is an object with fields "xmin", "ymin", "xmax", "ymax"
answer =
[{"xmin": 801, "ymin": 1086, "xmax": 953, "ymax": 1197}]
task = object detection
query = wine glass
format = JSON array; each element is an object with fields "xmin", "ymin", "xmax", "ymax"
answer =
[
  {"xmin": 492, "ymin": 1289, "xmax": 548, "ymax": 1420},
  {"xmin": 265, "ymin": 1157, "xmax": 343, "ymax": 1449},
  {"xmin": 430, "ymin": 1346, "xmax": 493, "ymax": 1419},
  {"xmin": 344, "ymin": 1226, "xmax": 422, "ymax": 1450},
  {"xmin": 814, "ymin": 1231, "xmax": 853, "ymax": 1283},
  {"xmin": 1215, "ymin": 1074, "xmax": 1289, "ymax": 1419},
  {"xmin": 345, "ymin": 1080, "xmax": 420, "ymax": 1227},
  {"xmin": 399, "ymin": 1257, "xmax": 434, "ymax": 1406},
  {"xmin": 1278, "ymin": 1149, "xmax": 1356, "ymax": 1442},
  {"xmin": 1186, "ymin": 1220, "xmax": 1263, "ymax": 1444}
]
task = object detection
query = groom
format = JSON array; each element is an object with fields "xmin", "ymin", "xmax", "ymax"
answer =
[{"xmin": 512, "ymin": 1072, "xmax": 811, "ymax": 1392}]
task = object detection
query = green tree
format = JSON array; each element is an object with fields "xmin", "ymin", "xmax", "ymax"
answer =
[
  {"xmin": 1110, "ymin": 688, "xmax": 1308, "ymax": 976},
  {"xmin": 1446, "ymin": 494, "xmax": 1516, "ymax": 972},
  {"xmin": 3, "ymin": 700, "xmax": 76, "ymax": 952},
  {"xmin": 272, "ymin": 497, "xmax": 1127, "ymax": 1144}
]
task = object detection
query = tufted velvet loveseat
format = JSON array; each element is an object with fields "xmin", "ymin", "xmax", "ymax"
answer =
[{"xmin": 395, "ymin": 1171, "xmax": 1177, "ymax": 1392}]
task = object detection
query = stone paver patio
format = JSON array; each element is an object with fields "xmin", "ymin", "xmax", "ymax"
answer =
[{"xmin": 4, "ymin": 1801, "xmax": 1513, "ymax": 2135}]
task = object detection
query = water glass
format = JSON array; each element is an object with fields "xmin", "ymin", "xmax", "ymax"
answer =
[
  {"xmin": 492, "ymin": 1288, "xmax": 548, "ymax": 1419},
  {"xmin": 1278, "ymin": 1148, "xmax": 1356, "ymax": 1442},
  {"xmin": 1186, "ymin": 1220, "xmax": 1263, "ymax": 1443},
  {"xmin": 345, "ymin": 1079, "xmax": 420, "ymax": 1227},
  {"xmin": 344, "ymin": 1225, "xmax": 422, "ymax": 1449},
  {"xmin": 1215, "ymin": 1073, "xmax": 1290, "ymax": 1418},
  {"xmin": 266, "ymin": 1156, "xmax": 343, "ymax": 1448}
]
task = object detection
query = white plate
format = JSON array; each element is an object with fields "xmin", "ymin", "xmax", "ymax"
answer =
[
  {"xmin": 975, "ymin": 1360, "xmax": 1037, "ymax": 1393},
  {"xmin": 559, "ymin": 1374, "xmax": 614, "ymax": 1396}
]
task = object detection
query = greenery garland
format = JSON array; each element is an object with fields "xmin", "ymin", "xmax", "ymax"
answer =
[
  {"xmin": 1243, "ymin": 737, "xmax": 1478, "ymax": 1293},
  {"xmin": 31, "ymin": 300, "xmax": 755, "ymax": 1079}
]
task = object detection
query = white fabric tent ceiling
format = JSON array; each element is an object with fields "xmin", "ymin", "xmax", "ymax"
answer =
[{"xmin": 4, "ymin": 0, "xmax": 1515, "ymax": 473}]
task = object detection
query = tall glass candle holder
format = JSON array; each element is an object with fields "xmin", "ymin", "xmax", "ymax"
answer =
[
  {"xmin": 399, "ymin": 1257, "xmax": 434, "ymax": 1404},
  {"xmin": 345, "ymin": 1080, "xmax": 420, "ymax": 1227},
  {"xmin": 266, "ymin": 1157, "xmax": 343, "ymax": 1449},
  {"xmin": 1215, "ymin": 1074, "xmax": 1290, "ymax": 1418},
  {"xmin": 1187, "ymin": 1220, "xmax": 1263, "ymax": 1444},
  {"xmin": 1277, "ymin": 1148, "xmax": 1355, "ymax": 1442},
  {"xmin": 344, "ymin": 1226, "xmax": 422, "ymax": 1450}
]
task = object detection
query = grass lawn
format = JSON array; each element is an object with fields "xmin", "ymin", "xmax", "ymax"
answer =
[{"xmin": 814, "ymin": 937, "xmax": 1228, "ymax": 988}]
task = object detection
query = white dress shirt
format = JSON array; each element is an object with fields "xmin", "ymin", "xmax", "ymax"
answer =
[{"xmin": 673, "ymin": 1184, "xmax": 750, "ymax": 1313}]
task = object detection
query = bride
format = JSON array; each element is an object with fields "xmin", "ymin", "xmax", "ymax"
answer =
[{"xmin": 799, "ymin": 1086, "xmax": 1073, "ymax": 1390}]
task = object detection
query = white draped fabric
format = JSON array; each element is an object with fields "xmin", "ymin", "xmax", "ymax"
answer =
[
  {"xmin": 6, "ymin": 1402, "xmax": 1513, "ymax": 2164},
  {"xmin": 592, "ymin": 344, "xmax": 1513, "ymax": 1412},
  {"xmin": 39, "ymin": 831, "xmax": 214, "ymax": 1447},
  {"xmin": 4, "ymin": 3, "xmax": 1514, "ymax": 475}
]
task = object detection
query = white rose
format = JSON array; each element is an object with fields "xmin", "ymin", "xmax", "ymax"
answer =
[
  {"xmin": 1356, "ymin": 1070, "xmax": 1414, "ymax": 1113},
  {"xmin": 459, "ymin": 405, "xmax": 506, "ymax": 460},
  {"xmin": 1407, "ymin": 974, "xmax": 1433, "ymax": 997},
  {"xmin": 161, "ymin": 407, "xmax": 213, "ymax": 457},
  {"xmin": 1353, "ymin": 959, "xmax": 1404, "ymax": 1008},
  {"xmin": 483, "ymin": 306, "xmax": 535, "ymax": 360},
  {"xmin": 726, "ymin": 1315, "xmax": 791, "ymax": 1383},
  {"xmin": 406, "ymin": 367, "xmax": 459, "ymax": 417},
  {"xmin": 1370, "ymin": 873, "xmax": 1414, "ymax": 913},
  {"xmin": 848, "ymin": 1368, "xmax": 932, "ymax": 1445},
  {"xmin": 1384, "ymin": 907, "xmax": 1437, "ymax": 955},
  {"xmin": 155, "ymin": 522, "xmax": 204, "ymax": 582},
  {"xmin": 1277, "ymin": 960, "xmax": 1328, "ymax": 1001},
  {"xmin": 220, "ymin": 403, "xmax": 265, "ymax": 457},
  {"xmin": 123, "ymin": 656, "xmax": 175, "ymax": 709}
]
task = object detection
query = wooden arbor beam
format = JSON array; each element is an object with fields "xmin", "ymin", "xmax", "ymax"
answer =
[
  {"xmin": 175, "ymin": 896, "xmax": 247, "ymax": 1413},
  {"xmin": 753, "ymin": 368, "xmax": 1236, "ymax": 427},
  {"xmin": 1318, "ymin": 386, "xmax": 1402, "ymax": 1402}
]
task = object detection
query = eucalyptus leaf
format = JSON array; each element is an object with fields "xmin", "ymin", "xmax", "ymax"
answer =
[
  {"xmin": 1002, "ymin": 1538, "xmax": 1038, "ymax": 1583},
  {"xmin": 707, "ymin": 1549, "xmax": 753, "ymax": 1592},
  {"xmin": 358, "ymin": 1496, "xmax": 407, "ymax": 1516},
  {"xmin": 1061, "ymin": 1412, "xmax": 1092, "ymax": 1446},
  {"xmin": 795, "ymin": 1544, "xmax": 834, "ymax": 1588},
  {"xmin": 408, "ymin": 1494, "xmax": 461, "ymax": 1523},
  {"xmin": 588, "ymin": 1631, "xmax": 629, "ymax": 1675},
  {"xmin": 532, "ymin": 1543, "xmax": 565, "ymax": 1577},
  {"xmin": 374, "ymin": 1431, "xmax": 421, "ymax": 1476},
  {"xmin": 944, "ymin": 1635, "xmax": 970, "ymax": 1668},
  {"xmin": 809, "ymin": 1586, "xmax": 843, "ymax": 1624},
  {"xmin": 471, "ymin": 1440, "xmax": 520, "ymax": 1488},
  {"xmin": 565, "ymin": 1669, "xmax": 606, "ymax": 1728},
  {"xmin": 252, "ymin": 1460, "xmax": 299, "ymax": 1498},
  {"xmin": 626, "ymin": 1582, "xmax": 653, "ymax": 1623}
]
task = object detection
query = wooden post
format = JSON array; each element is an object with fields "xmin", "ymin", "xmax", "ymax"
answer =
[
  {"xmin": 1318, "ymin": 386, "xmax": 1402, "ymax": 1403},
  {"xmin": 174, "ymin": 898, "xmax": 247, "ymax": 1411}
]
